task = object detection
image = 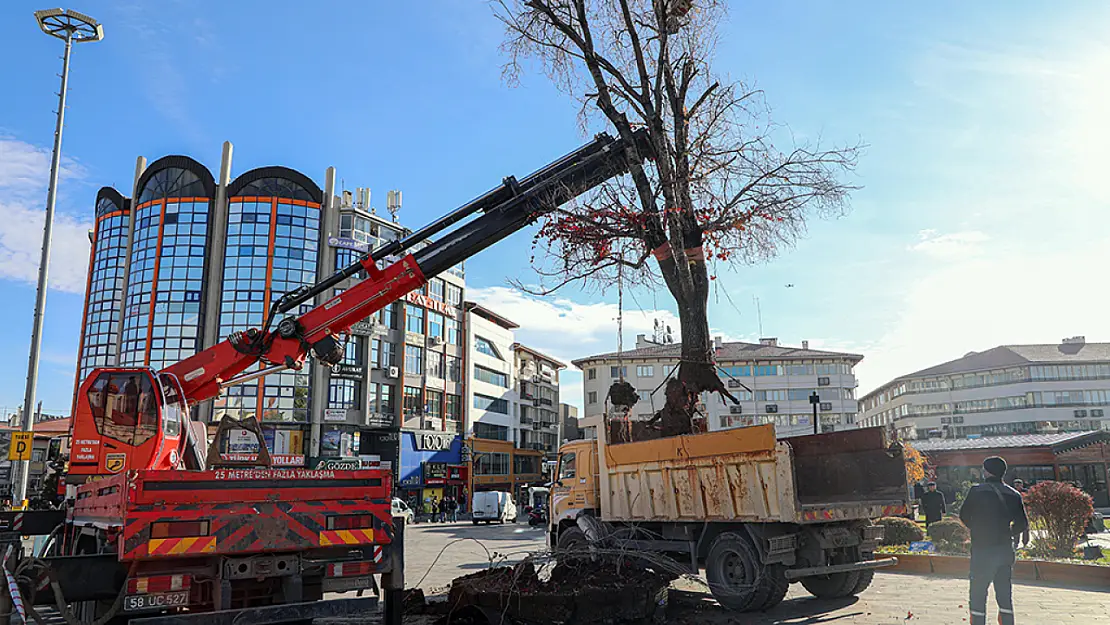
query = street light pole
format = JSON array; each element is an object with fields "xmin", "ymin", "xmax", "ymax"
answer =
[{"xmin": 15, "ymin": 9, "xmax": 103, "ymax": 505}]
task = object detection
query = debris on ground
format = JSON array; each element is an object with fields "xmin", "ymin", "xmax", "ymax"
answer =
[{"xmin": 443, "ymin": 556, "xmax": 673, "ymax": 624}]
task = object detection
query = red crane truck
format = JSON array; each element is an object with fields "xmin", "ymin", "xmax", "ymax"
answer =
[{"xmin": 1, "ymin": 129, "xmax": 650, "ymax": 625}]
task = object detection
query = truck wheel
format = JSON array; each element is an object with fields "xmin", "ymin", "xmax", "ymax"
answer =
[
  {"xmin": 752, "ymin": 565, "xmax": 789, "ymax": 611},
  {"xmin": 800, "ymin": 571, "xmax": 860, "ymax": 599},
  {"xmin": 555, "ymin": 527, "xmax": 588, "ymax": 553},
  {"xmin": 705, "ymin": 532, "xmax": 764, "ymax": 612},
  {"xmin": 849, "ymin": 570, "xmax": 874, "ymax": 595}
]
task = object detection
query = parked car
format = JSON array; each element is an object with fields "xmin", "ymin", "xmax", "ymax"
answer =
[
  {"xmin": 472, "ymin": 491, "xmax": 517, "ymax": 524},
  {"xmin": 391, "ymin": 497, "xmax": 416, "ymax": 525}
]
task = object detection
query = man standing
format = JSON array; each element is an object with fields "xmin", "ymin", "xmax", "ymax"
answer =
[
  {"xmin": 447, "ymin": 496, "xmax": 459, "ymax": 523},
  {"xmin": 959, "ymin": 456, "xmax": 1029, "ymax": 625},
  {"xmin": 921, "ymin": 481, "xmax": 947, "ymax": 529}
]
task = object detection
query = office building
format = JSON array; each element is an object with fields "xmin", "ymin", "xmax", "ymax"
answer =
[
  {"xmin": 573, "ymin": 335, "xmax": 862, "ymax": 437},
  {"xmin": 859, "ymin": 336, "xmax": 1110, "ymax": 440},
  {"xmin": 74, "ymin": 143, "xmax": 468, "ymax": 477}
]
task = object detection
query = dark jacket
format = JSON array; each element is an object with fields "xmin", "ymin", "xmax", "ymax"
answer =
[
  {"xmin": 959, "ymin": 477, "xmax": 1029, "ymax": 548},
  {"xmin": 921, "ymin": 490, "xmax": 946, "ymax": 521}
]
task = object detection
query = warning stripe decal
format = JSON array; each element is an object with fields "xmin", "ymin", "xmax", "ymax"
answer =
[
  {"xmin": 147, "ymin": 536, "xmax": 217, "ymax": 556},
  {"xmin": 318, "ymin": 529, "xmax": 375, "ymax": 546}
]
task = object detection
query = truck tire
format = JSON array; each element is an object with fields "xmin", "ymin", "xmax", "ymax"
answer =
[
  {"xmin": 556, "ymin": 526, "xmax": 588, "ymax": 553},
  {"xmin": 705, "ymin": 532, "xmax": 768, "ymax": 612},
  {"xmin": 800, "ymin": 571, "xmax": 860, "ymax": 599},
  {"xmin": 848, "ymin": 569, "xmax": 874, "ymax": 595},
  {"xmin": 752, "ymin": 565, "xmax": 789, "ymax": 611}
]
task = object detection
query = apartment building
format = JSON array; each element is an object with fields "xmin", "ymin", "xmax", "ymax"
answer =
[
  {"xmin": 513, "ymin": 344, "xmax": 564, "ymax": 458},
  {"xmin": 573, "ymin": 335, "xmax": 862, "ymax": 437},
  {"xmin": 859, "ymin": 336, "xmax": 1110, "ymax": 440}
]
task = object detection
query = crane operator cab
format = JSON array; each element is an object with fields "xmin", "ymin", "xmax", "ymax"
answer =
[{"xmin": 68, "ymin": 367, "xmax": 193, "ymax": 483}]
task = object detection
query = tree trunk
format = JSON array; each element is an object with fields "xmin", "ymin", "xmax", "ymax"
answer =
[{"xmin": 652, "ymin": 252, "xmax": 731, "ymax": 437}]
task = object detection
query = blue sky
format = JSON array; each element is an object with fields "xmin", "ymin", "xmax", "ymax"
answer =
[{"xmin": 2, "ymin": 1, "xmax": 1109, "ymax": 416}]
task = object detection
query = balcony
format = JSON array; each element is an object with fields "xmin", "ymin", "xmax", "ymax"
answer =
[{"xmin": 538, "ymin": 397, "xmax": 554, "ymax": 406}]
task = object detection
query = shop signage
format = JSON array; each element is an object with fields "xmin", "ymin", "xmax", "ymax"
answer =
[
  {"xmin": 315, "ymin": 458, "xmax": 361, "ymax": 471},
  {"xmin": 324, "ymin": 408, "xmax": 349, "ymax": 422},
  {"xmin": 423, "ymin": 462, "xmax": 448, "ymax": 485},
  {"xmin": 400, "ymin": 473, "xmax": 422, "ymax": 488},
  {"xmin": 448, "ymin": 464, "xmax": 464, "ymax": 481},
  {"xmin": 413, "ymin": 431, "xmax": 455, "ymax": 451},
  {"xmin": 219, "ymin": 453, "xmax": 305, "ymax": 467},
  {"xmin": 405, "ymin": 291, "xmax": 454, "ymax": 318},
  {"xmin": 327, "ymin": 236, "xmax": 370, "ymax": 252},
  {"xmin": 332, "ymin": 363, "xmax": 364, "ymax": 379},
  {"xmin": 350, "ymin": 319, "xmax": 385, "ymax": 336}
]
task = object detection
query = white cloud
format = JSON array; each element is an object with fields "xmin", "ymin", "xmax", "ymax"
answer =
[
  {"xmin": 0, "ymin": 137, "xmax": 93, "ymax": 294},
  {"xmin": 909, "ymin": 229, "xmax": 989, "ymax": 260}
]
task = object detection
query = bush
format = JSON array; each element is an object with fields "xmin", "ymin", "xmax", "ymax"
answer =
[
  {"xmin": 928, "ymin": 518, "xmax": 970, "ymax": 554},
  {"xmin": 877, "ymin": 516, "xmax": 924, "ymax": 545},
  {"xmin": 1024, "ymin": 481, "xmax": 1094, "ymax": 558}
]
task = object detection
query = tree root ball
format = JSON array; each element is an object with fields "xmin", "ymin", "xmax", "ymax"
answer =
[{"xmin": 608, "ymin": 380, "xmax": 639, "ymax": 407}]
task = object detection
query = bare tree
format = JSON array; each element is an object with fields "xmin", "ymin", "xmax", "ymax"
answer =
[{"xmin": 495, "ymin": 0, "xmax": 862, "ymax": 435}]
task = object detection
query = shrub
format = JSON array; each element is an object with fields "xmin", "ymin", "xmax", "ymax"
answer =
[
  {"xmin": 1024, "ymin": 481, "xmax": 1094, "ymax": 558},
  {"xmin": 877, "ymin": 516, "xmax": 924, "ymax": 545},
  {"xmin": 928, "ymin": 518, "xmax": 970, "ymax": 554},
  {"xmin": 951, "ymin": 480, "xmax": 974, "ymax": 514}
]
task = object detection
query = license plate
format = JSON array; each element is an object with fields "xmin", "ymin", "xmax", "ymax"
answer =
[
  {"xmin": 322, "ymin": 576, "xmax": 373, "ymax": 593},
  {"xmin": 124, "ymin": 592, "xmax": 189, "ymax": 612}
]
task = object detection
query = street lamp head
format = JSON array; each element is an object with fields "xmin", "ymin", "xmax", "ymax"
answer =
[{"xmin": 34, "ymin": 8, "xmax": 103, "ymax": 42}]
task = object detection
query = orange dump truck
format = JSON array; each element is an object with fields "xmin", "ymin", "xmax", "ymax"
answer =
[{"xmin": 549, "ymin": 422, "xmax": 909, "ymax": 612}]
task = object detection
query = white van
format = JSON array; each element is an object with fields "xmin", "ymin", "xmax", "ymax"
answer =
[{"xmin": 471, "ymin": 491, "xmax": 517, "ymax": 524}]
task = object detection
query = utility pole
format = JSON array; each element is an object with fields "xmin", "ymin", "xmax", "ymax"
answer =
[{"xmin": 17, "ymin": 9, "xmax": 103, "ymax": 504}]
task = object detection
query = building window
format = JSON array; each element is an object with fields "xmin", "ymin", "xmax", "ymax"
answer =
[
  {"xmin": 475, "ymin": 365, "xmax": 509, "ymax": 388},
  {"xmin": 588, "ymin": 391, "xmax": 597, "ymax": 404},
  {"xmin": 403, "ymin": 386, "xmax": 422, "ymax": 415},
  {"xmin": 380, "ymin": 341, "xmax": 397, "ymax": 368},
  {"xmin": 405, "ymin": 304, "xmax": 424, "ymax": 334},
  {"xmin": 474, "ymin": 449, "xmax": 510, "ymax": 473},
  {"xmin": 328, "ymin": 379, "xmax": 360, "ymax": 410},
  {"xmin": 587, "ymin": 368, "xmax": 597, "ymax": 380},
  {"xmin": 427, "ymin": 311, "xmax": 444, "ymax": 339},
  {"xmin": 446, "ymin": 394, "xmax": 461, "ymax": 422},
  {"xmin": 610, "ymin": 366, "xmax": 627, "ymax": 379},
  {"xmin": 425, "ymin": 389, "xmax": 443, "ymax": 419},
  {"xmin": 474, "ymin": 423, "xmax": 510, "ymax": 442},
  {"xmin": 446, "ymin": 283, "xmax": 463, "ymax": 307},
  {"xmin": 446, "ymin": 355, "xmax": 462, "ymax": 382},
  {"xmin": 445, "ymin": 317, "xmax": 460, "ymax": 345},
  {"xmin": 404, "ymin": 344, "xmax": 424, "ymax": 375},
  {"xmin": 428, "ymin": 278, "xmax": 445, "ymax": 302},
  {"xmin": 514, "ymin": 454, "xmax": 541, "ymax": 475},
  {"xmin": 754, "ymin": 365, "xmax": 781, "ymax": 376},
  {"xmin": 637, "ymin": 390, "xmax": 652, "ymax": 402},
  {"xmin": 340, "ymin": 339, "xmax": 362, "ymax": 366},
  {"xmin": 427, "ymin": 351, "xmax": 446, "ymax": 378},
  {"xmin": 381, "ymin": 302, "xmax": 398, "ymax": 330},
  {"xmin": 475, "ymin": 336, "xmax": 502, "ymax": 359},
  {"xmin": 636, "ymin": 365, "xmax": 654, "ymax": 377},
  {"xmin": 380, "ymin": 384, "xmax": 395, "ymax": 414},
  {"xmin": 474, "ymin": 393, "xmax": 509, "ymax": 414}
]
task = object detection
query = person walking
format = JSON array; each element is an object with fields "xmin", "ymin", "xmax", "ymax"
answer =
[
  {"xmin": 959, "ymin": 456, "xmax": 1029, "ymax": 625},
  {"xmin": 921, "ymin": 481, "xmax": 947, "ymax": 529},
  {"xmin": 447, "ymin": 496, "xmax": 459, "ymax": 523}
]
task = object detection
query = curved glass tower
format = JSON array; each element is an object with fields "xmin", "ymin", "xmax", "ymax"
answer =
[{"xmin": 75, "ymin": 187, "xmax": 131, "ymax": 382}]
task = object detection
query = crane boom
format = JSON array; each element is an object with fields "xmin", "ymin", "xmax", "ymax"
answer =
[{"xmin": 69, "ymin": 129, "xmax": 650, "ymax": 480}]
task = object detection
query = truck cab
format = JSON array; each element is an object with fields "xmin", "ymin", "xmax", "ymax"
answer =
[{"xmin": 549, "ymin": 439, "xmax": 599, "ymax": 544}]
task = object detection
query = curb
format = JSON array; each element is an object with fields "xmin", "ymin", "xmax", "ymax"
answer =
[{"xmin": 884, "ymin": 553, "xmax": 1110, "ymax": 587}]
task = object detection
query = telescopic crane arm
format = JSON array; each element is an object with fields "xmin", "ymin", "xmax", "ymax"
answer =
[{"xmin": 161, "ymin": 129, "xmax": 650, "ymax": 406}]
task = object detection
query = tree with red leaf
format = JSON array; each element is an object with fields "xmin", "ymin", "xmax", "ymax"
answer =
[
  {"xmin": 495, "ymin": 1, "xmax": 862, "ymax": 434},
  {"xmin": 1024, "ymin": 481, "xmax": 1093, "ymax": 557}
]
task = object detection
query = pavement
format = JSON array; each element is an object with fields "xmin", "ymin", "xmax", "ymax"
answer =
[{"xmin": 387, "ymin": 520, "xmax": 1110, "ymax": 624}]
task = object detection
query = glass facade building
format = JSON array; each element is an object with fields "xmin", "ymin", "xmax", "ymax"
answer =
[
  {"xmin": 76, "ymin": 188, "xmax": 131, "ymax": 382},
  {"xmin": 213, "ymin": 169, "xmax": 322, "ymax": 424},
  {"xmin": 118, "ymin": 157, "xmax": 214, "ymax": 370}
]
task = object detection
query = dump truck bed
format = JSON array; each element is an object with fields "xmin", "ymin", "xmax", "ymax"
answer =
[{"xmin": 598, "ymin": 424, "xmax": 908, "ymax": 524}]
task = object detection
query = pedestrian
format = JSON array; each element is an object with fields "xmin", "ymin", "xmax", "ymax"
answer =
[
  {"xmin": 447, "ymin": 496, "xmax": 459, "ymax": 523},
  {"xmin": 426, "ymin": 497, "xmax": 436, "ymax": 523},
  {"xmin": 1011, "ymin": 478, "xmax": 1025, "ymax": 494},
  {"xmin": 437, "ymin": 497, "xmax": 448, "ymax": 523},
  {"xmin": 959, "ymin": 456, "xmax": 1029, "ymax": 625},
  {"xmin": 921, "ymin": 481, "xmax": 946, "ymax": 529}
]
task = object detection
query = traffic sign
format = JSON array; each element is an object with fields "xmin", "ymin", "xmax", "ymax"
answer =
[{"xmin": 8, "ymin": 432, "xmax": 32, "ymax": 461}]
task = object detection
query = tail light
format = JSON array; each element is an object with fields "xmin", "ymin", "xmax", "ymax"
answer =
[
  {"xmin": 127, "ymin": 574, "xmax": 191, "ymax": 594},
  {"xmin": 327, "ymin": 515, "xmax": 374, "ymax": 530},
  {"xmin": 152, "ymin": 520, "xmax": 210, "ymax": 539},
  {"xmin": 326, "ymin": 561, "xmax": 374, "ymax": 578}
]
